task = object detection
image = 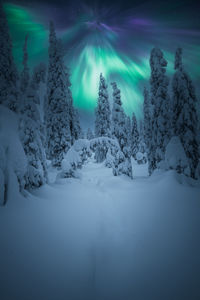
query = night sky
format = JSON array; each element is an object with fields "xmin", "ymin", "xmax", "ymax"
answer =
[{"xmin": 3, "ymin": 0, "xmax": 200, "ymax": 121}]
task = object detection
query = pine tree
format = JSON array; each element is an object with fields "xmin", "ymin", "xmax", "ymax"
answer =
[
  {"xmin": 125, "ymin": 116, "xmax": 132, "ymax": 148},
  {"xmin": 138, "ymin": 119, "xmax": 147, "ymax": 163},
  {"xmin": 111, "ymin": 82, "xmax": 132, "ymax": 178},
  {"xmin": 143, "ymin": 87, "xmax": 152, "ymax": 170},
  {"xmin": 20, "ymin": 78, "xmax": 48, "ymax": 189},
  {"xmin": 95, "ymin": 73, "xmax": 111, "ymax": 137},
  {"xmin": 19, "ymin": 34, "xmax": 30, "ymax": 114},
  {"xmin": 123, "ymin": 115, "xmax": 132, "ymax": 158},
  {"xmin": 71, "ymin": 107, "xmax": 82, "ymax": 141},
  {"xmin": 149, "ymin": 47, "xmax": 171, "ymax": 172},
  {"xmin": 20, "ymin": 34, "xmax": 30, "ymax": 94},
  {"xmin": 45, "ymin": 22, "xmax": 71, "ymax": 167},
  {"xmin": 19, "ymin": 37, "xmax": 48, "ymax": 189},
  {"xmin": 0, "ymin": 3, "xmax": 19, "ymax": 111},
  {"xmin": 111, "ymin": 82, "xmax": 127, "ymax": 151},
  {"xmin": 87, "ymin": 128, "xmax": 94, "ymax": 140},
  {"xmin": 32, "ymin": 62, "xmax": 46, "ymax": 86},
  {"xmin": 32, "ymin": 62, "xmax": 47, "ymax": 120},
  {"xmin": 131, "ymin": 112, "xmax": 139, "ymax": 159},
  {"xmin": 66, "ymin": 69, "xmax": 81, "ymax": 144},
  {"xmin": 143, "ymin": 87, "xmax": 151, "ymax": 148},
  {"xmin": 172, "ymin": 48, "xmax": 199, "ymax": 179}
]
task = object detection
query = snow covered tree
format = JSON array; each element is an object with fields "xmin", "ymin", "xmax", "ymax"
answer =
[
  {"xmin": 87, "ymin": 128, "xmax": 94, "ymax": 140},
  {"xmin": 45, "ymin": 22, "xmax": 71, "ymax": 167},
  {"xmin": 71, "ymin": 107, "xmax": 82, "ymax": 142},
  {"xmin": 20, "ymin": 77, "xmax": 48, "ymax": 190},
  {"xmin": 0, "ymin": 3, "xmax": 19, "ymax": 112},
  {"xmin": 111, "ymin": 82, "xmax": 127, "ymax": 151},
  {"xmin": 95, "ymin": 73, "xmax": 111, "ymax": 137},
  {"xmin": 138, "ymin": 120, "xmax": 145, "ymax": 152},
  {"xmin": 19, "ymin": 34, "xmax": 30, "ymax": 115},
  {"xmin": 32, "ymin": 62, "xmax": 46, "ymax": 86},
  {"xmin": 111, "ymin": 82, "xmax": 132, "ymax": 178},
  {"xmin": 32, "ymin": 62, "xmax": 47, "ymax": 145},
  {"xmin": 19, "ymin": 37, "xmax": 48, "ymax": 190},
  {"xmin": 143, "ymin": 87, "xmax": 151, "ymax": 151},
  {"xmin": 66, "ymin": 69, "xmax": 82, "ymax": 144},
  {"xmin": 137, "ymin": 120, "xmax": 147, "ymax": 164},
  {"xmin": 149, "ymin": 47, "xmax": 171, "ymax": 173},
  {"xmin": 20, "ymin": 34, "xmax": 30, "ymax": 94},
  {"xmin": 131, "ymin": 112, "xmax": 139, "ymax": 159},
  {"xmin": 172, "ymin": 48, "xmax": 199, "ymax": 179},
  {"xmin": 123, "ymin": 115, "xmax": 132, "ymax": 159},
  {"xmin": 125, "ymin": 116, "xmax": 132, "ymax": 148},
  {"xmin": 143, "ymin": 87, "xmax": 152, "ymax": 169},
  {"xmin": 32, "ymin": 62, "xmax": 47, "ymax": 121}
]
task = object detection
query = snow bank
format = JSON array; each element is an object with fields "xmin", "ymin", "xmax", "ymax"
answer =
[
  {"xmin": 0, "ymin": 160, "xmax": 200, "ymax": 300},
  {"xmin": 0, "ymin": 106, "xmax": 27, "ymax": 204}
]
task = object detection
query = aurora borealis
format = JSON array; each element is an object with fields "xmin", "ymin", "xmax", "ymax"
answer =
[{"xmin": 3, "ymin": 0, "xmax": 200, "ymax": 120}]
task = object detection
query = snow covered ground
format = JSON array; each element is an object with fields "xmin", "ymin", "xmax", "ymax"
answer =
[{"xmin": 0, "ymin": 157, "xmax": 200, "ymax": 300}]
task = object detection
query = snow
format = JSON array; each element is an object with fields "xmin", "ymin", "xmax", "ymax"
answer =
[
  {"xmin": 0, "ymin": 156, "xmax": 200, "ymax": 300},
  {"xmin": 131, "ymin": 156, "xmax": 149, "ymax": 177}
]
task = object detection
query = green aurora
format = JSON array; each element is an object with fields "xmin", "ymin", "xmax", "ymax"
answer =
[{"xmin": 3, "ymin": 3, "xmax": 200, "ymax": 118}]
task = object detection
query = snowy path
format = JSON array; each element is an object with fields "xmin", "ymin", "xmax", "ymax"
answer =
[{"xmin": 0, "ymin": 160, "xmax": 200, "ymax": 300}]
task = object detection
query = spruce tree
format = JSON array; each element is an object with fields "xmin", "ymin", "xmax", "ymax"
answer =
[
  {"xmin": 131, "ymin": 112, "xmax": 139, "ymax": 159},
  {"xmin": 20, "ymin": 34, "xmax": 30, "ymax": 94},
  {"xmin": 149, "ymin": 47, "xmax": 171, "ymax": 172},
  {"xmin": 32, "ymin": 62, "xmax": 47, "ymax": 121},
  {"xmin": 70, "ymin": 107, "xmax": 82, "ymax": 142},
  {"xmin": 66, "ymin": 68, "xmax": 81, "ymax": 144},
  {"xmin": 172, "ymin": 48, "xmax": 199, "ymax": 179},
  {"xmin": 0, "ymin": 3, "xmax": 19, "ymax": 111},
  {"xmin": 19, "ymin": 37, "xmax": 48, "ymax": 189},
  {"xmin": 32, "ymin": 62, "xmax": 46, "ymax": 86},
  {"xmin": 45, "ymin": 22, "xmax": 71, "ymax": 167},
  {"xmin": 111, "ymin": 82, "xmax": 126, "ymax": 151},
  {"xmin": 125, "ymin": 116, "xmax": 132, "ymax": 147},
  {"xmin": 87, "ymin": 128, "xmax": 94, "ymax": 140},
  {"xmin": 124, "ymin": 115, "xmax": 132, "ymax": 157},
  {"xmin": 95, "ymin": 73, "xmax": 111, "ymax": 137},
  {"xmin": 143, "ymin": 87, "xmax": 151, "ymax": 149},
  {"xmin": 20, "ymin": 77, "xmax": 48, "ymax": 189},
  {"xmin": 143, "ymin": 86, "xmax": 152, "ymax": 171},
  {"xmin": 138, "ymin": 120, "xmax": 147, "ymax": 163},
  {"xmin": 111, "ymin": 82, "xmax": 132, "ymax": 178}
]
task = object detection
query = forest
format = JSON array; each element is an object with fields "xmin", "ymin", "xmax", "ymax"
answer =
[{"xmin": 0, "ymin": 2, "xmax": 200, "ymax": 300}]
